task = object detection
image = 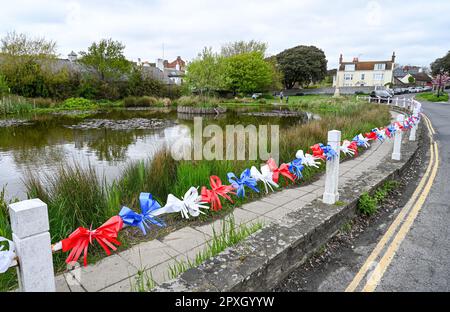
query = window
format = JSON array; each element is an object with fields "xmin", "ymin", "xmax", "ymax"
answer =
[
  {"xmin": 361, "ymin": 73, "xmax": 365, "ymax": 80},
  {"xmin": 344, "ymin": 73, "xmax": 353, "ymax": 81},
  {"xmin": 374, "ymin": 63, "xmax": 386, "ymax": 70},
  {"xmin": 373, "ymin": 73, "xmax": 384, "ymax": 80},
  {"xmin": 345, "ymin": 64, "xmax": 355, "ymax": 71}
]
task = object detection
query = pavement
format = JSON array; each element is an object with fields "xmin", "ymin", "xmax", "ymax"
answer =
[{"xmin": 54, "ymin": 115, "xmax": 397, "ymax": 292}]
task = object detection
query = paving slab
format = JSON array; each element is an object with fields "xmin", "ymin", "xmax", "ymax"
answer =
[
  {"xmin": 260, "ymin": 192, "xmax": 295, "ymax": 206},
  {"xmin": 243, "ymin": 199, "xmax": 279, "ymax": 213},
  {"xmin": 101, "ymin": 277, "xmax": 134, "ymax": 292},
  {"xmin": 231, "ymin": 208, "xmax": 259, "ymax": 225},
  {"xmin": 162, "ymin": 226, "xmax": 210, "ymax": 254}
]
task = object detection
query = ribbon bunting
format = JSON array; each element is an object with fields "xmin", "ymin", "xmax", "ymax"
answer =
[
  {"xmin": 162, "ymin": 187, "xmax": 209, "ymax": 219},
  {"xmin": 266, "ymin": 158, "xmax": 295, "ymax": 184},
  {"xmin": 61, "ymin": 216, "xmax": 123, "ymax": 267},
  {"xmin": 201, "ymin": 176, "xmax": 235, "ymax": 211},
  {"xmin": 119, "ymin": 193, "xmax": 165, "ymax": 235},
  {"xmin": 0, "ymin": 237, "xmax": 15, "ymax": 274},
  {"xmin": 227, "ymin": 169, "xmax": 259, "ymax": 198},
  {"xmin": 2, "ymin": 111, "xmax": 420, "ymax": 270},
  {"xmin": 250, "ymin": 165, "xmax": 279, "ymax": 194}
]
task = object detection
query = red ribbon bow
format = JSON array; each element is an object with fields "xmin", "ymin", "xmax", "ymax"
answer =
[
  {"xmin": 348, "ymin": 141, "xmax": 359, "ymax": 156},
  {"xmin": 201, "ymin": 176, "xmax": 235, "ymax": 211},
  {"xmin": 310, "ymin": 144, "xmax": 326, "ymax": 160},
  {"xmin": 383, "ymin": 127, "xmax": 392, "ymax": 138},
  {"xmin": 395, "ymin": 122, "xmax": 404, "ymax": 131},
  {"xmin": 365, "ymin": 132, "xmax": 378, "ymax": 141},
  {"xmin": 62, "ymin": 216, "xmax": 123, "ymax": 266},
  {"xmin": 267, "ymin": 158, "xmax": 295, "ymax": 184}
]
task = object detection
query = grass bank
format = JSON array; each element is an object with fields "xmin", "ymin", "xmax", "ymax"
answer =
[
  {"xmin": 0, "ymin": 96, "xmax": 390, "ymax": 291},
  {"xmin": 415, "ymin": 92, "xmax": 449, "ymax": 102}
]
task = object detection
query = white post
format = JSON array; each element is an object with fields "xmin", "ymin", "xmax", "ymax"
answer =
[
  {"xmin": 395, "ymin": 97, "xmax": 399, "ymax": 106},
  {"xmin": 387, "ymin": 97, "xmax": 391, "ymax": 105},
  {"xmin": 378, "ymin": 97, "xmax": 381, "ymax": 104},
  {"xmin": 368, "ymin": 96, "xmax": 371, "ymax": 103},
  {"xmin": 402, "ymin": 98, "xmax": 406, "ymax": 108},
  {"xmin": 9, "ymin": 199, "xmax": 55, "ymax": 292},
  {"xmin": 392, "ymin": 114, "xmax": 404, "ymax": 161},
  {"xmin": 409, "ymin": 108, "xmax": 419, "ymax": 141},
  {"xmin": 323, "ymin": 130, "xmax": 341, "ymax": 205}
]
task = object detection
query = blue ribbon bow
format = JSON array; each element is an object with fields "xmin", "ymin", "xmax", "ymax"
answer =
[
  {"xmin": 372, "ymin": 129, "xmax": 385, "ymax": 142},
  {"xmin": 352, "ymin": 135, "xmax": 367, "ymax": 147},
  {"xmin": 387, "ymin": 124, "xmax": 397, "ymax": 136},
  {"xmin": 227, "ymin": 169, "xmax": 259, "ymax": 198},
  {"xmin": 119, "ymin": 193, "xmax": 165, "ymax": 235},
  {"xmin": 289, "ymin": 158, "xmax": 304, "ymax": 179},
  {"xmin": 319, "ymin": 143, "xmax": 337, "ymax": 161}
]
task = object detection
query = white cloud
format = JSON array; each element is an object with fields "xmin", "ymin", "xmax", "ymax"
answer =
[{"xmin": 0, "ymin": 0, "xmax": 449, "ymax": 68}]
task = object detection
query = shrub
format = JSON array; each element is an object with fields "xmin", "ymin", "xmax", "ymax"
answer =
[
  {"xmin": 175, "ymin": 95, "xmax": 221, "ymax": 107},
  {"xmin": 61, "ymin": 97, "xmax": 95, "ymax": 109},
  {"xmin": 358, "ymin": 192, "xmax": 378, "ymax": 216},
  {"xmin": 32, "ymin": 97, "xmax": 55, "ymax": 108},
  {"xmin": 0, "ymin": 74, "xmax": 9, "ymax": 96}
]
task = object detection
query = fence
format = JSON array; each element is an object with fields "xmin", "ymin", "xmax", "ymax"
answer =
[{"xmin": 1, "ymin": 98, "xmax": 422, "ymax": 292}]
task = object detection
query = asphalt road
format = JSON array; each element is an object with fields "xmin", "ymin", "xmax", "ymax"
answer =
[
  {"xmin": 275, "ymin": 93, "xmax": 450, "ymax": 292},
  {"xmin": 374, "ymin": 95, "xmax": 450, "ymax": 291}
]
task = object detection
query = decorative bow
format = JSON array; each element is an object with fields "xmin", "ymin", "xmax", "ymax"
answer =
[
  {"xmin": 394, "ymin": 121, "xmax": 404, "ymax": 131},
  {"xmin": 161, "ymin": 187, "xmax": 208, "ymax": 219},
  {"xmin": 340, "ymin": 140, "xmax": 356, "ymax": 157},
  {"xmin": 319, "ymin": 143, "xmax": 338, "ymax": 161},
  {"xmin": 386, "ymin": 124, "xmax": 397, "ymax": 137},
  {"xmin": 310, "ymin": 144, "xmax": 326, "ymax": 160},
  {"xmin": 289, "ymin": 158, "xmax": 304, "ymax": 179},
  {"xmin": 364, "ymin": 131, "xmax": 378, "ymax": 141},
  {"xmin": 352, "ymin": 134, "xmax": 370, "ymax": 148},
  {"xmin": 119, "ymin": 193, "xmax": 165, "ymax": 235},
  {"xmin": 372, "ymin": 128, "xmax": 386, "ymax": 142},
  {"xmin": 266, "ymin": 158, "xmax": 295, "ymax": 184},
  {"xmin": 201, "ymin": 176, "xmax": 235, "ymax": 211},
  {"xmin": 250, "ymin": 165, "xmax": 279, "ymax": 194},
  {"xmin": 61, "ymin": 216, "xmax": 123, "ymax": 266},
  {"xmin": 227, "ymin": 169, "xmax": 259, "ymax": 198},
  {"xmin": 0, "ymin": 237, "xmax": 15, "ymax": 274},
  {"xmin": 295, "ymin": 150, "xmax": 321, "ymax": 168}
]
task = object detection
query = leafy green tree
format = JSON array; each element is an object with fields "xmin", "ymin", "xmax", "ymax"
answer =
[
  {"xmin": 222, "ymin": 51, "xmax": 273, "ymax": 94},
  {"xmin": 408, "ymin": 75, "xmax": 416, "ymax": 84},
  {"xmin": 221, "ymin": 40, "xmax": 267, "ymax": 57},
  {"xmin": 127, "ymin": 65, "xmax": 163, "ymax": 97},
  {"xmin": 0, "ymin": 74, "xmax": 9, "ymax": 96},
  {"xmin": 185, "ymin": 47, "xmax": 225, "ymax": 95},
  {"xmin": 79, "ymin": 39, "xmax": 131, "ymax": 81},
  {"xmin": 431, "ymin": 50, "xmax": 450, "ymax": 75},
  {"xmin": 275, "ymin": 45, "xmax": 327, "ymax": 89}
]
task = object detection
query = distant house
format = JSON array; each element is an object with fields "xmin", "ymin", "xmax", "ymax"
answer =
[
  {"xmin": 399, "ymin": 72, "xmax": 433, "ymax": 86},
  {"xmin": 333, "ymin": 52, "xmax": 396, "ymax": 87},
  {"xmin": 393, "ymin": 65, "xmax": 421, "ymax": 78}
]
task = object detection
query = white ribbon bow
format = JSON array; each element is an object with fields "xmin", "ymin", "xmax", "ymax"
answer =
[
  {"xmin": 158, "ymin": 187, "xmax": 208, "ymax": 219},
  {"xmin": 340, "ymin": 140, "xmax": 355, "ymax": 156},
  {"xmin": 250, "ymin": 165, "xmax": 279, "ymax": 194},
  {"xmin": 357, "ymin": 134, "xmax": 370, "ymax": 148},
  {"xmin": 295, "ymin": 150, "xmax": 321, "ymax": 168},
  {"xmin": 0, "ymin": 237, "xmax": 15, "ymax": 274}
]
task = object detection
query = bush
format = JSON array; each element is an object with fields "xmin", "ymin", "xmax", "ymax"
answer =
[
  {"xmin": 61, "ymin": 97, "xmax": 95, "ymax": 109},
  {"xmin": 358, "ymin": 192, "xmax": 378, "ymax": 216},
  {"xmin": 0, "ymin": 74, "xmax": 9, "ymax": 96},
  {"xmin": 31, "ymin": 97, "xmax": 55, "ymax": 108},
  {"xmin": 175, "ymin": 95, "xmax": 221, "ymax": 107}
]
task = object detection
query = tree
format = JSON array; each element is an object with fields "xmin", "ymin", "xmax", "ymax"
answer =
[
  {"xmin": 79, "ymin": 39, "xmax": 131, "ymax": 81},
  {"xmin": 184, "ymin": 47, "xmax": 225, "ymax": 95},
  {"xmin": 221, "ymin": 40, "xmax": 267, "ymax": 57},
  {"xmin": 408, "ymin": 75, "xmax": 416, "ymax": 84},
  {"xmin": 275, "ymin": 45, "xmax": 327, "ymax": 89},
  {"xmin": 0, "ymin": 74, "xmax": 9, "ymax": 96},
  {"xmin": 431, "ymin": 50, "xmax": 450, "ymax": 75},
  {"xmin": 222, "ymin": 51, "xmax": 273, "ymax": 94},
  {"xmin": 1, "ymin": 31, "xmax": 56, "ymax": 57},
  {"xmin": 432, "ymin": 73, "xmax": 450, "ymax": 97}
]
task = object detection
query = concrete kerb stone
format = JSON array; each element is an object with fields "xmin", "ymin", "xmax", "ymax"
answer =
[{"xmin": 154, "ymin": 118, "xmax": 422, "ymax": 292}]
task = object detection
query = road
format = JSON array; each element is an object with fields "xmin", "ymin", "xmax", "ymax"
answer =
[{"xmin": 275, "ymin": 93, "xmax": 450, "ymax": 292}]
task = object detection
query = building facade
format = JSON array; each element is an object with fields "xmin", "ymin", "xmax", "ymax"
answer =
[{"xmin": 333, "ymin": 52, "xmax": 396, "ymax": 88}]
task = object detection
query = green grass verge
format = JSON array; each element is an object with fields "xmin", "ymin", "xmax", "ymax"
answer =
[{"xmin": 416, "ymin": 92, "xmax": 449, "ymax": 102}]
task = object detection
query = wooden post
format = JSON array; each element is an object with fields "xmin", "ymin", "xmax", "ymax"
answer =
[
  {"xmin": 392, "ymin": 114, "xmax": 404, "ymax": 161},
  {"xmin": 9, "ymin": 199, "xmax": 55, "ymax": 292},
  {"xmin": 323, "ymin": 130, "xmax": 341, "ymax": 205}
]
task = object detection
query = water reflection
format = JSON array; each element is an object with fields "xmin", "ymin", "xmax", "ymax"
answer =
[{"xmin": 0, "ymin": 107, "xmax": 313, "ymax": 199}]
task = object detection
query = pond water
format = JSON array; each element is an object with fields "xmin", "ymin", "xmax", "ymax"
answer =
[{"xmin": 0, "ymin": 106, "xmax": 314, "ymax": 200}]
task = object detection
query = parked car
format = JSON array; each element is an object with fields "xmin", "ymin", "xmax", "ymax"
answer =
[
  {"xmin": 386, "ymin": 89, "xmax": 395, "ymax": 96},
  {"xmin": 370, "ymin": 90, "xmax": 393, "ymax": 102},
  {"xmin": 408, "ymin": 87, "xmax": 419, "ymax": 93},
  {"xmin": 393, "ymin": 88, "xmax": 404, "ymax": 95},
  {"xmin": 423, "ymin": 86, "xmax": 433, "ymax": 92}
]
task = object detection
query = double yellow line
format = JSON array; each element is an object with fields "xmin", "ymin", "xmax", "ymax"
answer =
[{"xmin": 345, "ymin": 114, "xmax": 439, "ymax": 292}]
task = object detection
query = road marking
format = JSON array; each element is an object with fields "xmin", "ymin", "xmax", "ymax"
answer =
[
  {"xmin": 362, "ymin": 142, "xmax": 439, "ymax": 291},
  {"xmin": 345, "ymin": 114, "xmax": 437, "ymax": 292}
]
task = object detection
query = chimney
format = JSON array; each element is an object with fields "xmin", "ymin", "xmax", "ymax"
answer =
[
  {"xmin": 392, "ymin": 51, "xmax": 396, "ymax": 63},
  {"xmin": 339, "ymin": 54, "xmax": 343, "ymax": 64},
  {"xmin": 352, "ymin": 57, "xmax": 359, "ymax": 63},
  {"xmin": 156, "ymin": 58, "xmax": 165, "ymax": 71},
  {"xmin": 68, "ymin": 51, "xmax": 77, "ymax": 62}
]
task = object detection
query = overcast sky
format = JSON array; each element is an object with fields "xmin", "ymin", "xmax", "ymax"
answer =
[{"xmin": 1, "ymin": 0, "xmax": 449, "ymax": 69}]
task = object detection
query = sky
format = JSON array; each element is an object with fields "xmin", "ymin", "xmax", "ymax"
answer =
[{"xmin": 1, "ymin": 0, "xmax": 449, "ymax": 69}]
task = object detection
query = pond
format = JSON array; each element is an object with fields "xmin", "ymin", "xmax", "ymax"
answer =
[{"xmin": 0, "ymin": 106, "xmax": 315, "ymax": 200}]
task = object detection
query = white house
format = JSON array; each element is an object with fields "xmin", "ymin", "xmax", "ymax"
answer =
[{"xmin": 333, "ymin": 52, "xmax": 396, "ymax": 87}]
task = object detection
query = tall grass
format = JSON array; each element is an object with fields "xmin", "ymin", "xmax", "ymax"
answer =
[
  {"xmin": 0, "ymin": 187, "xmax": 17, "ymax": 291},
  {"xmin": 0, "ymin": 95, "xmax": 33, "ymax": 114}
]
